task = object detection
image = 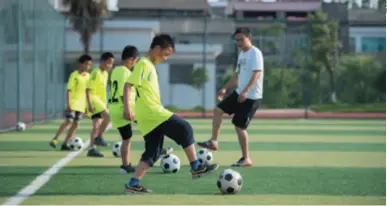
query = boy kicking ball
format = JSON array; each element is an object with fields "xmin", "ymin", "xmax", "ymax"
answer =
[
  {"xmin": 123, "ymin": 34, "xmax": 219, "ymax": 193},
  {"xmin": 109, "ymin": 45, "xmax": 173, "ymax": 173}
]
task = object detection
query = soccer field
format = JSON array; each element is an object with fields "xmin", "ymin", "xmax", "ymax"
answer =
[{"xmin": 0, "ymin": 118, "xmax": 385, "ymax": 205}]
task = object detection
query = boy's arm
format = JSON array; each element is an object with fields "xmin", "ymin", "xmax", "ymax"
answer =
[
  {"xmin": 66, "ymin": 73, "xmax": 75, "ymax": 111},
  {"xmin": 86, "ymin": 71, "xmax": 96, "ymax": 113},
  {"xmin": 123, "ymin": 63, "xmax": 144, "ymax": 120}
]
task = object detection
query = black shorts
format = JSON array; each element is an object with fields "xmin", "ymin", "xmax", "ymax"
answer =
[
  {"xmin": 217, "ymin": 90, "xmax": 262, "ymax": 129},
  {"xmin": 140, "ymin": 114, "xmax": 195, "ymax": 166},
  {"xmin": 91, "ymin": 112, "xmax": 103, "ymax": 119},
  {"xmin": 65, "ymin": 110, "xmax": 83, "ymax": 122},
  {"xmin": 117, "ymin": 124, "xmax": 133, "ymax": 140}
]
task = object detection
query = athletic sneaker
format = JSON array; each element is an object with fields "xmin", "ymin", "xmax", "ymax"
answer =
[
  {"xmin": 120, "ymin": 164, "xmax": 136, "ymax": 174},
  {"xmin": 160, "ymin": 147, "xmax": 174, "ymax": 158},
  {"xmin": 60, "ymin": 143, "xmax": 71, "ymax": 151},
  {"xmin": 197, "ymin": 140, "xmax": 218, "ymax": 151},
  {"xmin": 95, "ymin": 136, "xmax": 109, "ymax": 147},
  {"xmin": 124, "ymin": 184, "xmax": 153, "ymax": 194},
  {"xmin": 231, "ymin": 157, "xmax": 252, "ymax": 167},
  {"xmin": 87, "ymin": 148, "xmax": 104, "ymax": 157},
  {"xmin": 191, "ymin": 163, "xmax": 219, "ymax": 180},
  {"xmin": 49, "ymin": 139, "xmax": 57, "ymax": 148}
]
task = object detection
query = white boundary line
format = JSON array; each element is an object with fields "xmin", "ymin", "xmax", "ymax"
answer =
[{"xmin": 2, "ymin": 140, "xmax": 90, "ymax": 206}]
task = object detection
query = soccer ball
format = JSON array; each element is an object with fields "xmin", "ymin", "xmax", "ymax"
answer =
[
  {"xmin": 112, "ymin": 141, "xmax": 122, "ymax": 157},
  {"xmin": 16, "ymin": 122, "xmax": 25, "ymax": 131},
  {"xmin": 160, "ymin": 154, "xmax": 180, "ymax": 173},
  {"xmin": 217, "ymin": 169, "xmax": 243, "ymax": 194},
  {"xmin": 197, "ymin": 148, "xmax": 213, "ymax": 165},
  {"xmin": 69, "ymin": 137, "xmax": 84, "ymax": 151}
]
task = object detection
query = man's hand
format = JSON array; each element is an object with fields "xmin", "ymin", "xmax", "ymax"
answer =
[
  {"xmin": 238, "ymin": 90, "xmax": 248, "ymax": 103},
  {"xmin": 124, "ymin": 109, "xmax": 135, "ymax": 121},
  {"xmin": 88, "ymin": 104, "xmax": 94, "ymax": 113},
  {"xmin": 217, "ymin": 88, "xmax": 227, "ymax": 101}
]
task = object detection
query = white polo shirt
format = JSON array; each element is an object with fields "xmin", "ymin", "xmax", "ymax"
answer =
[{"xmin": 235, "ymin": 46, "xmax": 264, "ymax": 100}]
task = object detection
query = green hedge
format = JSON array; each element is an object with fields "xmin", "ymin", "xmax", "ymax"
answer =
[{"xmin": 310, "ymin": 103, "xmax": 386, "ymax": 113}]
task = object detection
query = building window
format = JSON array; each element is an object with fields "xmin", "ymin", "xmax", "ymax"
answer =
[
  {"xmin": 169, "ymin": 64, "xmax": 193, "ymax": 84},
  {"xmin": 361, "ymin": 37, "xmax": 386, "ymax": 53},
  {"xmin": 349, "ymin": 37, "xmax": 356, "ymax": 52}
]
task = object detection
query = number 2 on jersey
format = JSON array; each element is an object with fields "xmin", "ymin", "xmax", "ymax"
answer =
[{"xmin": 109, "ymin": 80, "xmax": 119, "ymax": 103}]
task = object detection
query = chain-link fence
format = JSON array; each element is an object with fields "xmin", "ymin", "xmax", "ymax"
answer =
[
  {"xmin": 0, "ymin": 0, "xmax": 66, "ymax": 131},
  {"xmin": 62, "ymin": 16, "xmax": 384, "ymax": 118}
]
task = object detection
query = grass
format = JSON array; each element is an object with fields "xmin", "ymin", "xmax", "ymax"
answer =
[{"xmin": 0, "ymin": 118, "xmax": 385, "ymax": 205}]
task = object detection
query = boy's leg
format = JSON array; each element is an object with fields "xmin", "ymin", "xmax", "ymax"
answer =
[
  {"xmin": 96, "ymin": 110, "xmax": 110, "ymax": 139},
  {"xmin": 231, "ymin": 99, "xmax": 261, "ymax": 167},
  {"xmin": 87, "ymin": 115, "xmax": 104, "ymax": 157},
  {"xmin": 49, "ymin": 110, "xmax": 75, "ymax": 148},
  {"xmin": 197, "ymin": 91, "xmax": 238, "ymax": 151},
  {"xmin": 163, "ymin": 115, "xmax": 219, "ymax": 179},
  {"xmin": 125, "ymin": 127, "xmax": 164, "ymax": 193},
  {"xmin": 118, "ymin": 124, "xmax": 136, "ymax": 174}
]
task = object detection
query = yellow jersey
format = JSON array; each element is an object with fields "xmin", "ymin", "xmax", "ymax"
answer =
[
  {"xmin": 87, "ymin": 68, "xmax": 108, "ymax": 104},
  {"xmin": 126, "ymin": 57, "xmax": 173, "ymax": 135},
  {"xmin": 67, "ymin": 70, "xmax": 90, "ymax": 112}
]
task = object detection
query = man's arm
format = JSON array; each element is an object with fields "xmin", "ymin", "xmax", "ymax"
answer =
[
  {"xmin": 66, "ymin": 73, "xmax": 75, "ymax": 111},
  {"xmin": 242, "ymin": 49, "xmax": 263, "ymax": 93}
]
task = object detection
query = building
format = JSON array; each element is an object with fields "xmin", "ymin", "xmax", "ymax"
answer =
[
  {"xmin": 63, "ymin": 0, "xmax": 224, "ymax": 110},
  {"xmin": 348, "ymin": 8, "xmax": 386, "ymax": 53}
]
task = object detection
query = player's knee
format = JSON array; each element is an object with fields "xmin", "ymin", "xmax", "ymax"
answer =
[
  {"xmin": 232, "ymin": 118, "xmax": 248, "ymax": 130},
  {"xmin": 71, "ymin": 121, "xmax": 79, "ymax": 127},
  {"xmin": 102, "ymin": 110, "xmax": 110, "ymax": 118},
  {"xmin": 214, "ymin": 107, "xmax": 224, "ymax": 115},
  {"xmin": 65, "ymin": 118, "xmax": 73, "ymax": 124},
  {"xmin": 140, "ymin": 152, "xmax": 157, "ymax": 167},
  {"xmin": 178, "ymin": 119, "xmax": 195, "ymax": 148}
]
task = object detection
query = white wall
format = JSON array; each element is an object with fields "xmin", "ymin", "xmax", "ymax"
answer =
[{"xmin": 158, "ymin": 63, "xmax": 216, "ymax": 110}]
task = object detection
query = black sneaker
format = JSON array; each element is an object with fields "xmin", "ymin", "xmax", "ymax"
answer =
[
  {"xmin": 87, "ymin": 148, "xmax": 104, "ymax": 157},
  {"xmin": 191, "ymin": 163, "xmax": 219, "ymax": 180},
  {"xmin": 120, "ymin": 164, "xmax": 136, "ymax": 174},
  {"xmin": 60, "ymin": 143, "xmax": 71, "ymax": 151},
  {"xmin": 94, "ymin": 136, "xmax": 109, "ymax": 147},
  {"xmin": 124, "ymin": 184, "xmax": 152, "ymax": 194}
]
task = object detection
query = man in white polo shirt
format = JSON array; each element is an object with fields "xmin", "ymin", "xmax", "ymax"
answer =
[{"xmin": 197, "ymin": 27, "xmax": 264, "ymax": 167}]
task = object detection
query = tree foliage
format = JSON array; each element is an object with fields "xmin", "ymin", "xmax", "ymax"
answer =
[
  {"xmin": 62, "ymin": 0, "xmax": 108, "ymax": 54},
  {"xmin": 307, "ymin": 10, "xmax": 341, "ymax": 102},
  {"xmin": 189, "ymin": 67, "xmax": 209, "ymax": 90}
]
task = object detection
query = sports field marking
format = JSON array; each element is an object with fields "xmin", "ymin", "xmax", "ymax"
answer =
[{"xmin": 2, "ymin": 140, "xmax": 90, "ymax": 206}]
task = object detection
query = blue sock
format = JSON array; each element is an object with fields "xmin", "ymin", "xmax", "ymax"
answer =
[
  {"xmin": 190, "ymin": 160, "xmax": 200, "ymax": 171},
  {"xmin": 128, "ymin": 178, "xmax": 140, "ymax": 186}
]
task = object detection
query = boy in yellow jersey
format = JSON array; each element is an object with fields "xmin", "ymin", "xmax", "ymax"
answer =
[
  {"xmin": 109, "ymin": 45, "xmax": 174, "ymax": 174},
  {"xmin": 86, "ymin": 52, "xmax": 115, "ymax": 157},
  {"xmin": 123, "ymin": 34, "xmax": 219, "ymax": 193},
  {"xmin": 49, "ymin": 54, "xmax": 92, "ymax": 150}
]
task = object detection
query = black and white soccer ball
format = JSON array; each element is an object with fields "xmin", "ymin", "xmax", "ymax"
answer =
[
  {"xmin": 112, "ymin": 141, "xmax": 122, "ymax": 157},
  {"xmin": 160, "ymin": 154, "xmax": 180, "ymax": 173},
  {"xmin": 217, "ymin": 169, "xmax": 243, "ymax": 194},
  {"xmin": 69, "ymin": 137, "xmax": 84, "ymax": 151},
  {"xmin": 197, "ymin": 148, "xmax": 213, "ymax": 165},
  {"xmin": 16, "ymin": 122, "xmax": 26, "ymax": 131}
]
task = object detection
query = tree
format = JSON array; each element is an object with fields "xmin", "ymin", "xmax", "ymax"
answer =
[
  {"xmin": 307, "ymin": 10, "xmax": 341, "ymax": 103},
  {"xmin": 62, "ymin": 0, "xmax": 108, "ymax": 54},
  {"xmin": 189, "ymin": 67, "xmax": 209, "ymax": 116}
]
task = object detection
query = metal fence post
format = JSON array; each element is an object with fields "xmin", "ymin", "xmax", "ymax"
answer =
[
  {"xmin": 201, "ymin": 17, "xmax": 207, "ymax": 118},
  {"xmin": 32, "ymin": 0, "xmax": 36, "ymax": 122},
  {"xmin": 303, "ymin": 21, "xmax": 311, "ymax": 119},
  {"xmin": 16, "ymin": 0, "xmax": 22, "ymax": 123}
]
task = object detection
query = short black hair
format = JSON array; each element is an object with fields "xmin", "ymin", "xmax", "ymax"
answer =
[
  {"xmin": 100, "ymin": 52, "xmax": 114, "ymax": 61},
  {"xmin": 78, "ymin": 54, "xmax": 92, "ymax": 63},
  {"xmin": 150, "ymin": 34, "xmax": 175, "ymax": 51},
  {"xmin": 121, "ymin": 45, "xmax": 139, "ymax": 61},
  {"xmin": 234, "ymin": 27, "xmax": 251, "ymax": 37}
]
